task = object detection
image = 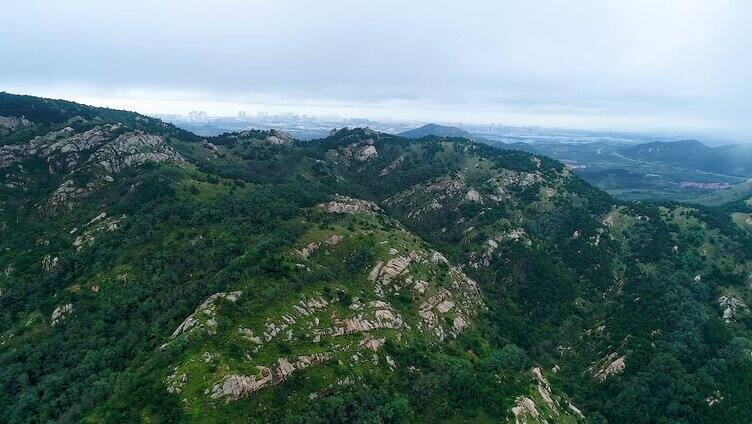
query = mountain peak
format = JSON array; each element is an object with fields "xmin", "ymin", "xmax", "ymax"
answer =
[{"xmin": 398, "ymin": 123, "xmax": 472, "ymax": 139}]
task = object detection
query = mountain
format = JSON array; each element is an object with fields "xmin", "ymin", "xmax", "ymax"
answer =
[
  {"xmin": 2, "ymin": 93, "xmax": 752, "ymax": 423},
  {"xmin": 398, "ymin": 123, "xmax": 473, "ymax": 139},
  {"xmin": 619, "ymin": 139, "xmax": 752, "ymax": 177}
]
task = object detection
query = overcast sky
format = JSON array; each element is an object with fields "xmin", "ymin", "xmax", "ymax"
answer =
[{"xmin": 2, "ymin": 0, "xmax": 751, "ymax": 139}]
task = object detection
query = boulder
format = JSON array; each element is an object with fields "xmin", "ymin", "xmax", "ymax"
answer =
[{"xmin": 51, "ymin": 303, "xmax": 74, "ymax": 325}]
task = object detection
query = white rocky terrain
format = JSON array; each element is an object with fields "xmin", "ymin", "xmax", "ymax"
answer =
[
  {"xmin": 163, "ymin": 196, "xmax": 485, "ymax": 404},
  {"xmin": 0, "ymin": 124, "xmax": 187, "ymax": 209}
]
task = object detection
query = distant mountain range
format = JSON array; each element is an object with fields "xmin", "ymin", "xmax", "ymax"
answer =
[{"xmin": 619, "ymin": 139, "xmax": 752, "ymax": 177}]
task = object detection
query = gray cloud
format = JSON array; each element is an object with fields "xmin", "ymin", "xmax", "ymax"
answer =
[{"xmin": 2, "ymin": 0, "xmax": 751, "ymax": 137}]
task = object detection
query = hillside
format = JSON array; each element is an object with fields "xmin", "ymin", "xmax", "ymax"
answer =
[
  {"xmin": 619, "ymin": 139, "xmax": 752, "ymax": 177},
  {"xmin": 696, "ymin": 178, "xmax": 752, "ymax": 206},
  {"xmin": 2, "ymin": 93, "xmax": 752, "ymax": 423}
]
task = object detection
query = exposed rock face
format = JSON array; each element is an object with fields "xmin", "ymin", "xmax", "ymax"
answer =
[
  {"xmin": 369, "ymin": 254, "xmax": 413, "ymax": 287},
  {"xmin": 0, "ymin": 144, "xmax": 28, "ymax": 168},
  {"xmin": 166, "ymin": 369, "xmax": 188, "ymax": 394},
  {"xmin": 532, "ymin": 367, "xmax": 557, "ymax": 413},
  {"xmin": 329, "ymin": 301, "xmax": 405, "ymax": 337},
  {"xmin": 72, "ymin": 212, "xmax": 124, "ymax": 251},
  {"xmin": 465, "ymin": 188, "xmax": 482, "ymax": 203},
  {"xmin": 171, "ymin": 291, "xmax": 242, "ymax": 338},
  {"xmin": 510, "ymin": 368, "xmax": 584, "ymax": 423},
  {"xmin": 0, "ymin": 115, "xmax": 31, "ymax": 132},
  {"xmin": 319, "ymin": 195, "xmax": 381, "ymax": 215},
  {"xmin": 202, "ymin": 140, "xmax": 219, "ymax": 152},
  {"xmin": 0, "ymin": 124, "xmax": 187, "ymax": 210},
  {"xmin": 163, "ymin": 203, "xmax": 484, "ymax": 404},
  {"xmin": 385, "ymin": 176, "xmax": 467, "ymax": 220},
  {"xmin": 265, "ymin": 129, "xmax": 294, "ymax": 145},
  {"xmin": 356, "ymin": 145, "xmax": 378, "ymax": 161},
  {"xmin": 1, "ymin": 125, "xmax": 108, "ymax": 170},
  {"xmin": 468, "ymin": 228, "xmax": 531, "ymax": 268},
  {"xmin": 51, "ymin": 303, "xmax": 74, "ymax": 325},
  {"xmin": 169, "ymin": 241, "xmax": 483, "ymax": 403},
  {"xmin": 208, "ymin": 354, "xmax": 330, "ymax": 402},
  {"xmin": 719, "ymin": 294, "xmax": 746, "ymax": 323},
  {"xmin": 89, "ymin": 131, "xmax": 186, "ymax": 175},
  {"xmin": 43, "ymin": 126, "xmax": 112, "ymax": 173},
  {"xmin": 41, "ymin": 255, "xmax": 60, "ymax": 273},
  {"xmin": 294, "ymin": 234, "xmax": 342, "ymax": 259},
  {"xmin": 512, "ymin": 397, "xmax": 540, "ymax": 422},
  {"xmin": 367, "ymin": 249, "xmax": 483, "ymax": 339},
  {"xmin": 592, "ymin": 352, "xmax": 626, "ymax": 382}
]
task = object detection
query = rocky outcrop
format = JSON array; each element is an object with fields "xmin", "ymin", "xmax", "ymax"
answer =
[
  {"xmin": 42, "ymin": 126, "xmax": 111, "ymax": 173},
  {"xmin": 0, "ymin": 124, "xmax": 187, "ymax": 210},
  {"xmin": 328, "ymin": 301, "xmax": 405, "ymax": 337},
  {"xmin": 369, "ymin": 249, "xmax": 483, "ymax": 339},
  {"xmin": 208, "ymin": 353, "xmax": 330, "ymax": 402},
  {"xmin": 369, "ymin": 254, "xmax": 414, "ymax": 287},
  {"xmin": 0, "ymin": 115, "xmax": 31, "ymax": 134},
  {"xmin": 705, "ymin": 391, "xmax": 723, "ymax": 407},
  {"xmin": 319, "ymin": 195, "xmax": 381, "ymax": 215},
  {"xmin": 510, "ymin": 368, "xmax": 584, "ymax": 423},
  {"xmin": 719, "ymin": 294, "xmax": 746, "ymax": 323},
  {"xmin": 1, "ymin": 125, "xmax": 113, "ymax": 171},
  {"xmin": 512, "ymin": 397, "xmax": 540, "ymax": 423},
  {"xmin": 356, "ymin": 145, "xmax": 378, "ymax": 161},
  {"xmin": 486, "ymin": 170, "xmax": 544, "ymax": 202},
  {"xmin": 41, "ymin": 255, "xmax": 60, "ymax": 273},
  {"xmin": 88, "ymin": 131, "xmax": 186, "ymax": 175},
  {"xmin": 164, "ymin": 214, "xmax": 483, "ymax": 404},
  {"xmin": 384, "ymin": 176, "xmax": 471, "ymax": 220},
  {"xmin": 202, "ymin": 140, "xmax": 219, "ymax": 152},
  {"xmin": 48, "ymin": 180, "xmax": 100, "ymax": 209},
  {"xmin": 175, "ymin": 242, "xmax": 483, "ymax": 403},
  {"xmin": 591, "ymin": 352, "xmax": 626, "ymax": 382},
  {"xmin": 294, "ymin": 234, "xmax": 342, "ymax": 259},
  {"xmin": 532, "ymin": 367, "xmax": 557, "ymax": 414},
  {"xmin": 468, "ymin": 228, "xmax": 531, "ymax": 268},
  {"xmin": 265, "ymin": 129, "xmax": 294, "ymax": 145},
  {"xmin": 171, "ymin": 291, "xmax": 242, "ymax": 338},
  {"xmin": 72, "ymin": 212, "xmax": 124, "ymax": 251},
  {"xmin": 166, "ymin": 369, "xmax": 188, "ymax": 394},
  {"xmin": 51, "ymin": 303, "xmax": 74, "ymax": 325},
  {"xmin": 465, "ymin": 188, "xmax": 482, "ymax": 203}
]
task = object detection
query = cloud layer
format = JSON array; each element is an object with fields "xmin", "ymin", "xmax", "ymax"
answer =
[{"xmin": 2, "ymin": 0, "xmax": 751, "ymax": 136}]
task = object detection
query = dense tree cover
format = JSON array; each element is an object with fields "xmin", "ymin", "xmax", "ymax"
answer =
[{"xmin": 1, "ymin": 96, "xmax": 752, "ymax": 423}]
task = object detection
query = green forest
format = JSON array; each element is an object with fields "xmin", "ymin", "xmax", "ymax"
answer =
[{"xmin": 2, "ymin": 93, "xmax": 752, "ymax": 423}]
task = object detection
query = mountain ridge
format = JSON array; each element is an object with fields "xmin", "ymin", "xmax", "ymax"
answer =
[{"xmin": 2, "ymin": 94, "xmax": 752, "ymax": 423}]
